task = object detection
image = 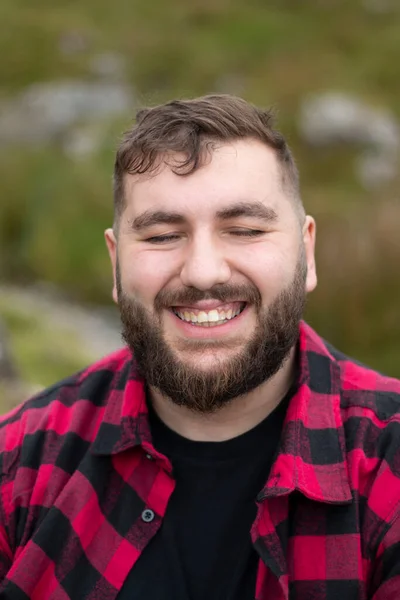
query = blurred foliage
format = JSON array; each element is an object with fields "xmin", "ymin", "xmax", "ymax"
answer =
[
  {"xmin": 0, "ymin": 0, "xmax": 399, "ymax": 391},
  {"xmin": 0, "ymin": 299, "xmax": 90, "ymax": 387}
]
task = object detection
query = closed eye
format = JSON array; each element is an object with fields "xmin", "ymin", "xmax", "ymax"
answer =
[
  {"xmin": 145, "ymin": 234, "xmax": 182, "ymax": 244},
  {"xmin": 145, "ymin": 229, "xmax": 265, "ymax": 243},
  {"xmin": 229, "ymin": 229, "xmax": 265, "ymax": 237}
]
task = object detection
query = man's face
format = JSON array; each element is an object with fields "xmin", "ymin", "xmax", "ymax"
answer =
[{"xmin": 106, "ymin": 139, "xmax": 317, "ymax": 412}]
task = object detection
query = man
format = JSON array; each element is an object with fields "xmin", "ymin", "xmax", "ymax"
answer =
[{"xmin": 0, "ymin": 95, "xmax": 399, "ymax": 600}]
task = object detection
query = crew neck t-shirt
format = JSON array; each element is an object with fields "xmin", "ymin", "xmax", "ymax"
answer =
[{"xmin": 118, "ymin": 389, "xmax": 293, "ymax": 600}]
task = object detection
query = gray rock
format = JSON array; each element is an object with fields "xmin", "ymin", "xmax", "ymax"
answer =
[
  {"xmin": 0, "ymin": 284, "xmax": 122, "ymax": 361},
  {"xmin": 0, "ymin": 80, "xmax": 134, "ymax": 147},
  {"xmin": 356, "ymin": 151, "xmax": 399, "ymax": 190},
  {"xmin": 299, "ymin": 92, "xmax": 399, "ymax": 189},
  {"xmin": 299, "ymin": 93, "xmax": 399, "ymax": 152},
  {"xmin": 89, "ymin": 53, "xmax": 126, "ymax": 81},
  {"xmin": 62, "ymin": 124, "xmax": 105, "ymax": 159}
]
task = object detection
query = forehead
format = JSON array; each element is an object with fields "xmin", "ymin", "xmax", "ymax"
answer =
[{"xmin": 123, "ymin": 139, "xmax": 288, "ymax": 218}]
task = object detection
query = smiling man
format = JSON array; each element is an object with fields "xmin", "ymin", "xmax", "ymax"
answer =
[{"xmin": 1, "ymin": 95, "xmax": 400, "ymax": 600}]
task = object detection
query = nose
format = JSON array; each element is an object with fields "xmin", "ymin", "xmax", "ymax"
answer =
[{"xmin": 180, "ymin": 236, "xmax": 231, "ymax": 291}]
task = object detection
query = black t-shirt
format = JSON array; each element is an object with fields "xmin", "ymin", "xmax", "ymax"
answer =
[{"xmin": 118, "ymin": 391, "xmax": 291, "ymax": 600}]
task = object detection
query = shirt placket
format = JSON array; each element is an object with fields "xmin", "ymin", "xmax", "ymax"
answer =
[
  {"xmin": 27, "ymin": 448, "xmax": 175, "ymax": 600},
  {"xmin": 253, "ymin": 495, "xmax": 290, "ymax": 600}
]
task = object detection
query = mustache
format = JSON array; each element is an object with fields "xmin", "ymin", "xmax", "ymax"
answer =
[{"xmin": 154, "ymin": 283, "xmax": 262, "ymax": 311}]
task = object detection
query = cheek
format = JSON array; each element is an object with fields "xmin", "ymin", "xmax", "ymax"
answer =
[
  {"xmin": 120, "ymin": 250, "xmax": 176, "ymax": 302},
  {"xmin": 235, "ymin": 245, "xmax": 294, "ymax": 295}
]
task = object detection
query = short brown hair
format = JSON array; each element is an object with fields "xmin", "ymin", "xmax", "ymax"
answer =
[{"xmin": 113, "ymin": 94, "xmax": 303, "ymax": 228}]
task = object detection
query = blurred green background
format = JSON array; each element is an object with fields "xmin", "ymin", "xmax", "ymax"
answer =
[{"xmin": 0, "ymin": 0, "xmax": 399, "ymax": 410}]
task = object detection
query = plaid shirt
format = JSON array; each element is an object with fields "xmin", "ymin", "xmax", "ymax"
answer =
[{"xmin": 0, "ymin": 321, "xmax": 400, "ymax": 600}]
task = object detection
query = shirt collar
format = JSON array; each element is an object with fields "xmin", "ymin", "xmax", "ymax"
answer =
[
  {"xmin": 258, "ymin": 321, "xmax": 352, "ymax": 504},
  {"xmin": 90, "ymin": 359, "xmax": 150, "ymax": 455},
  {"xmin": 91, "ymin": 321, "xmax": 352, "ymax": 504}
]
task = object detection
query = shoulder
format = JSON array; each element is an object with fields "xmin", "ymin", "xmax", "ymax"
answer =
[
  {"xmin": 300, "ymin": 322, "xmax": 400, "ymax": 419},
  {"xmin": 327, "ymin": 343, "xmax": 400, "ymax": 421},
  {"xmin": 304, "ymin": 329, "xmax": 400, "ymax": 541},
  {"xmin": 325, "ymin": 344, "xmax": 400, "ymax": 514},
  {"xmin": 302, "ymin": 322, "xmax": 400, "ymax": 492},
  {"xmin": 0, "ymin": 347, "xmax": 133, "ymax": 470},
  {"xmin": 329, "ymin": 348, "xmax": 400, "ymax": 547}
]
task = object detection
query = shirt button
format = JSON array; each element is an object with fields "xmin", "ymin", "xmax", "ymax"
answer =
[
  {"xmin": 145, "ymin": 453, "xmax": 153, "ymax": 460},
  {"xmin": 142, "ymin": 509, "xmax": 155, "ymax": 523}
]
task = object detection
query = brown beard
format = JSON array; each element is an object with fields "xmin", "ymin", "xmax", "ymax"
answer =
[{"xmin": 116, "ymin": 250, "xmax": 307, "ymax": 414}]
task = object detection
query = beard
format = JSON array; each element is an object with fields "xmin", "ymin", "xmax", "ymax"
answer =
[{"xmin": 116, "ymin": 250, "xmax": 307, "ymax": 414}]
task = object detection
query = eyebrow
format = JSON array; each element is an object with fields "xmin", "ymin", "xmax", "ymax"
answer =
[
  {"xmin": 216, "ymin": 201, "xmax": 278, "ymax": 223},
  {"xmin": 131, "ymin": 210, "xmax": 186, "ymax": 231},
  {"xmin": 131, "ymin": 201, "xmax": 278, "ymax": 232}
]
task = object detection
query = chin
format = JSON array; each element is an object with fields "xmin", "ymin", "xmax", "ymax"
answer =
[{"xmin": 174, "ymin": 345, "xmax": 239, "ymax": 369}]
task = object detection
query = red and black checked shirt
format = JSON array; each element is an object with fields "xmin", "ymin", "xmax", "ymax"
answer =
[{"xmin": 1, "ymin": 321, "xmax": 400, "ymax": 599}]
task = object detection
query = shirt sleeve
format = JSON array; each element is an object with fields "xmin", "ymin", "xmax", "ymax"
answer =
[
  {"xmin": 0, "ymin": 419, "xmax": 17, "ymax": 582},
  {"xmin": 370, "ymin": 510, "xmax": 400, "ymax": 599},
  {"xmin": 0, "ymin": 525, "xmax": 12, "ymax": 582}
]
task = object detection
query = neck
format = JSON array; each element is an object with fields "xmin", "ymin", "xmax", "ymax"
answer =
[{"xmin": 148, "ymin": 347, "xmax": 297, "ymax": 442}]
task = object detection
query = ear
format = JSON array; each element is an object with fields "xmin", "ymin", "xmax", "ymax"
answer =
[
  {"xmin": 104, "ymin": 228, "xmax": 118, "ymax": 304},
  {"xmin": 302, "ymin": 216, "xmax": 317, "ymax": 293}
]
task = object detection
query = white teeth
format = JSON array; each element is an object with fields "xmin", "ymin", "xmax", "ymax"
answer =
[
  {"xmin": 207, "ymin": 310, "xmax": 219, "ymax": 322},
  {"xmin": 175, "ymin": 305, "xmax": 245, "ymax": 325}
]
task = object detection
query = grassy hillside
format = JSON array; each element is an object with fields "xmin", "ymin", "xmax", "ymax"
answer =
[{"xmin": 0, "ymin": 0, "xmax": 399, "ymax": 391}]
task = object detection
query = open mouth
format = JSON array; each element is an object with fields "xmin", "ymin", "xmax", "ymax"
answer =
[{"xmin": 171, "ymin": 302, "xmax": 247, "ymax": 327}]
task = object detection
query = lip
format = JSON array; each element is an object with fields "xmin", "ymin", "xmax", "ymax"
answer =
[
  {"xmin": 167, "ymin": 304, "xmax": 250, "ymax": 339},
  {"xmin": 172, "ymin": 300, "xmax": 245, "ymax": 311}
]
